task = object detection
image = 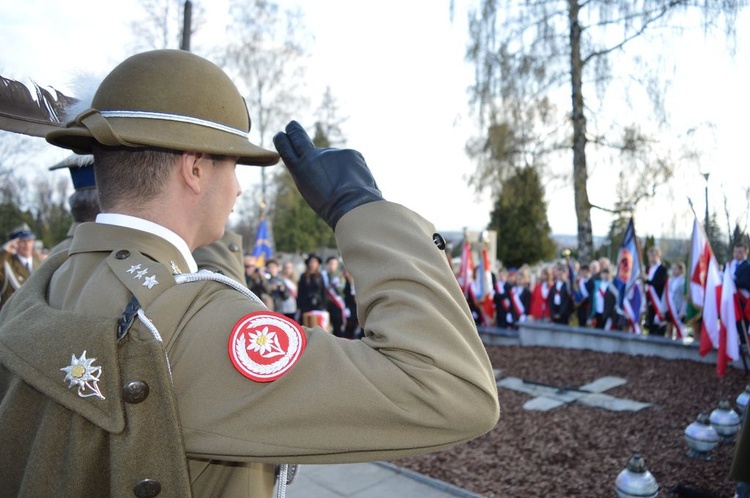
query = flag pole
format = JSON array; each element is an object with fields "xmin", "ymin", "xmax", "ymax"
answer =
[
  {"xmin": 630, "ymin": 210, "xmax": 644, "ymax": 334},
  {"xmin": 735, "ymin": 291, "xmax": 750, "ymax": 374},
  {"xmin": 738, "ymin": 319, "xmax": 749, "ymax": 374}
]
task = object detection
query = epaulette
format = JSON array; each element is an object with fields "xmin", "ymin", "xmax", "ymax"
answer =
[{"xmin": 106, "ymin": 248, "xmax": 177, "ymax": 310}]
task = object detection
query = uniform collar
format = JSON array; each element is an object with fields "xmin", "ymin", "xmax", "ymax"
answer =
[{"xmin": 91, "ymin": 213, "xmax": 197, "ymax": 273}]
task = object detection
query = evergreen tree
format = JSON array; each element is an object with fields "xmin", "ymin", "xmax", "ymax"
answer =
[
  {"xmin": 271, "ymin": 169, "xmax": 335, "ymax": 253},
  {"xmin": 706, "ymin": 213, "xmax": 729, "ymax": 266},
  {"xmin": 730, "ymin": 223, "xmax": 748, "ymax": 252},
  {"xmin": 0, "ymin": 203, "xmax": 33, "ymax": 244},
  {"xmin": 270, "ymin": 97, "xmax": 346, "ymax": 253},
  {"xmin": 596, "ymin": 212, "xmax": 630, "ymax": 262},
  {"xmin": 489, "ymin": 166, "xmax": 555, "ymax": 268}
]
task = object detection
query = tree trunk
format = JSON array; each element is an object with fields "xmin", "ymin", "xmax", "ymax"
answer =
[{"xmin": 568, "ymin": 0, "xmax": 594, "ymax": 262}]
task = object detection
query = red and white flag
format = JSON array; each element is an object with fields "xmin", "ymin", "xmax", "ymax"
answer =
[
  {"xmin": 475, "ymin": 246, "xmax": 495, "ymax": 326},
  {"xmin": 689, "ymin": 218, "xmax": 711, "ymax": 309},
  {"xmin": 699, "ymin": 252, "xmax": 722, "ymax": 358},
  {"xmin": 717, "ymin": 265, "xmax": 741, "ymax": 376},
  {"xmin": 457, "ymin": 239, "xmax": 474, "ymax": 297},
  {"xmin": 664, "ymin": 277, "xmax": 687, "ymax": 339}
]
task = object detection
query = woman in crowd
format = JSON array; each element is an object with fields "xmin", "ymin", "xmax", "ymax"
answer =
[
  {"xmin": 297, "ymin": 254, "xmax": 328, "ymax": 318},
  {"xmin": 279, "ymin": 260, "xmax": 299, "ymax": 322}
]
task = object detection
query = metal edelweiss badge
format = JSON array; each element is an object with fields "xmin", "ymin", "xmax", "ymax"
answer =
[
  {"xmin": 60, "ymin": 350, "xmax": 106, "ymax": 400},
  {"xmin": 169, "ymin": 260, "xmax": 182, "ymax": 274}
]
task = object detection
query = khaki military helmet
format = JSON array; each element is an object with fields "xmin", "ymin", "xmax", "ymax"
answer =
[{"xmin": 46, "ymin": 49, "xmax": 278, "ymax": 166}]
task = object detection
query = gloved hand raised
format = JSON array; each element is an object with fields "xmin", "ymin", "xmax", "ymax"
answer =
[{"xmin": 273, "ymin": 121, "xmax": 383, "ymax": 230}]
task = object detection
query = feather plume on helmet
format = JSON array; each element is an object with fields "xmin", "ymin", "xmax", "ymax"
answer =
[
  {"xmin": 60, "ymin": 72, "xmax": 103, "ymax": 124},
  {"xmin": 0, "ymin": 74, "xmax": 78, "ymax": 137}
]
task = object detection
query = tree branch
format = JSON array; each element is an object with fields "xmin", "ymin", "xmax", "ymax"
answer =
[
  {"xmin": 582, "ymin": 0, "xmax": 689, "ymax": 65},
  {"xmin": 589, "ymin": 202, "xmax": 631, "ymax": 214}
]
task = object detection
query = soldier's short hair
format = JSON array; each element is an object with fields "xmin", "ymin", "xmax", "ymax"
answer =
[
  {"xmin": 92, "ymin": 145, "xmax": 180, "ymax": 211},
  {"xmin": 68, "ymin": 188, "xmax": 100, "ymax": 223}
]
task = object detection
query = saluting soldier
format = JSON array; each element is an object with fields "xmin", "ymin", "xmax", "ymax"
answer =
[
  {"xmin": 0, "ymin": 49, "xmax": 499, "ymax": 497},
  {"xmin": 0, "ymin": 223, "xmax": 40, "ymax": 309}
]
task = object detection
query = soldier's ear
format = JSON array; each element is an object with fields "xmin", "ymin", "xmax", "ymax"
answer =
[{"xmin": 178, "ymin": 151, "xmax": 204, "ymax": 194}]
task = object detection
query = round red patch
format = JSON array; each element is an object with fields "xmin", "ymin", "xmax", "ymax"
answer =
[{"xmin": 227, "ymin": 311, "xmax": 307, "ymax": 382}]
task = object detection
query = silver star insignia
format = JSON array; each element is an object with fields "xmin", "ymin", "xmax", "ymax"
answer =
[
  {"xmin": 126, "ymin": 264, "xmax": 142, "ymax": 274},
  {"xmin": 134, "ymin": 268, "xmax": 149, "ymax": 280},
  {"xmin": 60, "ymin": 351, "xmax": 105, "ymax": 400},
  {"xmin": 143, "ymin": 275, "xmax": 159, "ymax": 289}
]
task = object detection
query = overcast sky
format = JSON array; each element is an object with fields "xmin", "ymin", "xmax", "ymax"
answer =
[{"xmin": 1, "ymin": 0, "xmax": 749, "ymax": 240}]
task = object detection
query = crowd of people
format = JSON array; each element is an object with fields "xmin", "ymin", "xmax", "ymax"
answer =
[
  {"xmin": 0, "ymin": 215, "xmax": 359, "ymax": 341},
  {"xmin": 243, "ymin": 252, "xmax": 361, "ymax": 339},
  {"xmin": 463, "ymin": 240, "xmax": 750, "ymax": 342}
]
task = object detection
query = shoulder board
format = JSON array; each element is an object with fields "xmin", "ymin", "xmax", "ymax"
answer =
[{"xmin": 106, "ymin": 249, "xmax": 176, "ymax": 309}]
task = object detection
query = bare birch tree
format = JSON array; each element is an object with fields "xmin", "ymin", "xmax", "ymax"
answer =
[
  {"xmin": 464, "ymin": 0, "xmax": 743, "ymax": 261},
  {"xmin": 222, "ymin": 0, "xmax": 309, "ymax": 208}
]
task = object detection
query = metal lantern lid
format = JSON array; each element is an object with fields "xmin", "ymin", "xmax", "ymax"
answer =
[
  {"xmin": 737, "ymin": 385, "xmax": 750, "ymax": 414},
  {"xmin": 615, "ymin": 453, "xmax": 659, "ymax": 498},
  {"xmin": 710, "ymin": 399, "xmax": 741, "ymax": 437}
]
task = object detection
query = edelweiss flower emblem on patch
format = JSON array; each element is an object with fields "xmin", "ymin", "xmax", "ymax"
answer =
[
  {"xmin": 228, "ymin": 312, "xmax": 306, "ymax": 382},
  {"xmin": 60, "ymin": 350, "xmax": 105, "ymax": 400}
]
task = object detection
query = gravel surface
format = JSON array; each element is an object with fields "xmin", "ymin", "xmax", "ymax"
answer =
[{"xmin": 392, "ymin": 345, "xmax": 750, "ymax": 498}]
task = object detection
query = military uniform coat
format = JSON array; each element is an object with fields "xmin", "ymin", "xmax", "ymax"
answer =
[
  {"xmin": 48, "ymin": 222, "xmax": 81, "ymax": 258},
  {"xmin": 192, "ymin": 230, "xmax": 246, "ymax": 284},
  {"xmin": 733, "ymin": 414, "xmax": 750, "ymax": 482},
  {"xmin": 0, "ymin": 248, "xmax": 41, "ymax": 308},
  {"xmin": 0, "ymin": 201, "xmax": 500, "ymax": 498}
]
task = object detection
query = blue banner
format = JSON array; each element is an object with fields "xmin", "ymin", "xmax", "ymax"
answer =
[
  {"xmin": 251, "ymin": 219, "xmax": 273, "ymax": 267},
  {"xmin": 615, "ymin": 218, "xmax": 643, "ymax": 333}
]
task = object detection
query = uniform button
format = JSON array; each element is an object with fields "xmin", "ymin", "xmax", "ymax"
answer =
[
  {"xmin": 122, "ymin": 380, "xmax": 150, "ymax": 404},
  {"xmin": 228, "ymin": 243, "xmax": 239, "ymax": 252},
  {"xmin": 115, "ymin": 250, "xmax": 131, "ymax": 260},
  {"xmin": 432, "ymin": 233, "xmax": 446, "ymax": 250},
  {"xmin": 133, "ymin": 479, "xmax": 161, "ymax": 497}
]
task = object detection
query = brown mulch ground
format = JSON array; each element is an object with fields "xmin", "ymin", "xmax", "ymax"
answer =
[{"xmin": 392, "ymin": 345, "xmax": 749, "ymax": 498}]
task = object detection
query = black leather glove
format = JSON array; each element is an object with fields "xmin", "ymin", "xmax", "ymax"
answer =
[{"xmin": 273, "ymin": 120, "xmax": 384, "ymax": 229}]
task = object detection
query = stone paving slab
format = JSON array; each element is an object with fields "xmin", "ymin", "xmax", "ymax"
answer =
[
  {"xmin": 498, "ymin": 376, "xmax": 651, "ymax": 412},
  {"xmin": 544, "ymin": 389, "xmax": 585, "ymax": 403},
  {"xmin": 523, "ymin": 396, "xmax": 567, "ymax": 411},
  {"xmin": 577, "ymin": 392, "xmax": 651, "ymax": 411},
  {"xmin": 286, "ymin": 462, "xmax": 485, "ymax": 498},
  {"xmin": 579, "ymin": 376, "xmax": 627, "ymax": 393},
  {"xmin": 497, "ymin": 377, "xmax": 585, "ymax": 402}
]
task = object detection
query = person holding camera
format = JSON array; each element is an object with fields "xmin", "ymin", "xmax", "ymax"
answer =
[
  {"xmin": 265, "ymin": 259, "xmax": 289, "ymax": 312},
  {"xmin": 244, "ymin": 254, "xmax": 273, "ymax": 309}
]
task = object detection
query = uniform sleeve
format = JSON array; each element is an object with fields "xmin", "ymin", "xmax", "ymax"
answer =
[{"xmin": 169, "ymin": 201, "xmax": 500, "ymax": 464}]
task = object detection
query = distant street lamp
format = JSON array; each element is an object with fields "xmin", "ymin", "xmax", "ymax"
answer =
[
  {"xmin": 702, "ymin": 172, "xmax": 710, "ymax": 232},
  {"xmin": 180, "ymin": 1, "xmax": 193, "ymax": 52}
]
